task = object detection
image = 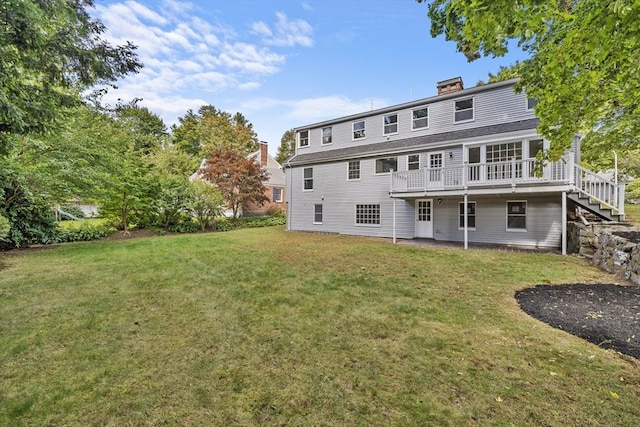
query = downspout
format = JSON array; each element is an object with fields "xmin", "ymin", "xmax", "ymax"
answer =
[
  {"xmin": 284, "ymin": 157, "xmax": 292, "ymax": 231},
  {"xmin": 562, "ymin": 191, "xmax": 567, "ymax": 255},
  {"xmin": 463, "ymin": 193, "xmax": 468, "ymax": 249}
]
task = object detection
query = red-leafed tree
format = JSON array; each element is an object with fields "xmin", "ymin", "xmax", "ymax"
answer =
[{"xmin": 198, "ymin": 148, "xmax": 270, "ymax": 218}]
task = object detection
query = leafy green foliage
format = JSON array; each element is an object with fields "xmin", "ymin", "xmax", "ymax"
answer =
[
  {"xmin": 171, "ymin": 105, "xmax": 259, "ymax": 158},
  {"xmin": 186, "ymin": 180, "xmax": 225, "ymax": 231},
  {"xmin": 275, "ymin": 128, "xmax": 296, "ymax": 164},
  {"xmin": 419, "ymin": 0, "xmax": 640, "ymax": 168},
  {"xmin": 229, "ymin": 212, "xmax": 286, "ymax": 229},
  {"xmin": 57, "ymin": 222, "xmax": 115, "ymax": 242}
]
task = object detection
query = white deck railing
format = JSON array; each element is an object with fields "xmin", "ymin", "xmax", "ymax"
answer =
[{"xmin": 390, "ymin": 158, "xmax": 625, "ymax": 215}]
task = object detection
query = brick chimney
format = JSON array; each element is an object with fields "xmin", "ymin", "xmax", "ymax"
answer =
[
  {"xmin": 437, "ymin": 77, "xmax": 464, "ymax": 95},
  {"xmin": 259, "ymin": 141, "xmax": 268, "ymax": 165}
]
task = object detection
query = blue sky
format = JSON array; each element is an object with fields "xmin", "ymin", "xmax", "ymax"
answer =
[{"xmin": 93, "ymin": 0, "xmax": 528, "ymax": 154}]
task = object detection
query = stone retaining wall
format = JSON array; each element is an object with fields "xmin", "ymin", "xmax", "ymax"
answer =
[{"xmin": 568, "ymin": 222, "xmax": 640, "ymax": 284}]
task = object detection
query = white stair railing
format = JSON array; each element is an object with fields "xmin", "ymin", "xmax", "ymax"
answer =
[{"xmin": 573, "ymin": 165, "xmax": 625, "ymax": 215}]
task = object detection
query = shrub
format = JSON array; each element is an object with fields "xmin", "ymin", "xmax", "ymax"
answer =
[{"xmin": 57, "ymin": 222, "xmax": 116, "ymax": 243}]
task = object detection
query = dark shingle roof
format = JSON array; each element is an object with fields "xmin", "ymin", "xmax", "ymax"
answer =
[{"xmin": 286, "ymin": 118, "xmax": 540, "ymax": 166}]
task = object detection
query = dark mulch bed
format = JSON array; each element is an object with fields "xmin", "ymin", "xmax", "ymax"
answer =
[{"xmin": 516, "ymin": 284, "xmax": 640, "ymax": 359}]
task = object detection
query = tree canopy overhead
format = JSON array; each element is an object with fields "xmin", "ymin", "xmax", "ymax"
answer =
[
  {"xmin": 0, "ymin": 0, "xmax": 142, "ymax": 152},
  {"xmin": 419, "ymin": 0, "xmax": 640, "ymax": 164}
]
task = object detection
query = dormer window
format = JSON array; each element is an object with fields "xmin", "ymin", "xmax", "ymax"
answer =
[
  {"xmin": 383, "ymin": 113, "xmax": 398, "ymax": 135},
  {"xmin": 299, "ymin": 130, "xmax": 309, "ymax": 147},
  {"xmin": 353, "ymin": 120, "xmax": 366, "ymax": 140},
  {"xmin": 527, "ymin": 98, "xmax": 539, "ymax": 110},
  {"xmin": 454, "ymin": 98, "xmax": 474, "ymax": 122}
]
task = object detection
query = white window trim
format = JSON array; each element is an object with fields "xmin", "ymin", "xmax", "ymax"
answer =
[
  {"xmin": 526, "ymin": 97, "xmax": 538, "ymax": 111},
  {"xmin": 411, "ymin": 106, "xmax": 429, "ymax": 131},
  {"xmin": 458, "ymin": 201, "xmax": 477, "ymax": 231},
  {"xmin": 273, "ymin": 187, "xmax": 283, "ymax": 203},
  {"xmin": 454, "ymin": 97, "xmax": 475, "ymax": 124},
  {"xmin": 313, "ymin": 204, "xmax": 323, "ymax": 225},
  {"xmin": 383, "ymin": 112, "xmax": 399, "ymax": 136},
  {"xmin": 347, "ymin": 160, "xmax": 361, "ymax": 181},
  {"xmin": 321, "ymin": 126, "xmax": 333, "ymax": 145},
  {"xmin": 352, "ymin": 120, "xmax": 366, "ymax": 141},
  {"xmin": 506, "ymin": 200, "xmax": 527, "ymax": 232},
  {"xmin": 302, "ymin": 168, "xmax": 313, "ymax": 192},
  {"xmin": 354, "ymin": 204, "xmax": 381, "ymax": 227},
  {"xmin": 298, "ymin": 129, "xmax": 310, "ymax": 148},
  {"xmin": 407, "ymin": 154, "xmax": 421, "ymax": 171},
  {"xmin": 375, "ymin": 157, "xmax": 398, "ymax": 175}
]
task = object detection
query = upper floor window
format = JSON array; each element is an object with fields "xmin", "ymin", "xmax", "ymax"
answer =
[
  {"xmin": 303, "ymin": 168, "xmax": 313, "ymax": 190},
  {"xmin": 408, "ymin": 154, "xmax": 420, "ymax": 170},
  {"xmin": 322, "ymin": 127, "xmax": 332, "ymax": 145},
  {"xmin": 348, "ymin": 161, "xmax": 360, "ymax": 180},
  {"xmin": 353, "ymin": 120, "xmax": 366, "ymax": 140},
  {"xmin": 383, "ymin": 113, "xmax": 398, "ymax": 135},
  {"xmin": 527, "ymin": 98, "xmax": 538, "ymax": 110},
  {"xmin": 454, "ymin": 98, "xmax": 474, "ymax": 122},
  {"xmin": 299, "ymin": 130, "xmax": 309, "ymax": 147},
  {"xmin": 375, "ymin": 157, "xmax": 397, "ymax": 174},
  {"xmin": 412, "ymin": 107, "xmax": 429, "ymax": 129}
]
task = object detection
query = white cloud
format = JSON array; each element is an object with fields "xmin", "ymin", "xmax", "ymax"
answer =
[
  {"xmin": 124, "ymin": 0, "xmax": 168, "ymax": 24},
  {"xmin": 253, "ymin": 12, "xmax": 314, "ymax": 47}
]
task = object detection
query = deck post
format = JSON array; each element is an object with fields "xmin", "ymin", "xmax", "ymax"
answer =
[
  {"xmin": 562, "ymin": 191, "xmax": 567, "ymax": 255},
  {"xmin": 464, "ymin": 193, "xmax": 468, "ymax": 249},
  {"xmin": 393, "ymin": 197, "xmax": 397, "ymax": 244}
]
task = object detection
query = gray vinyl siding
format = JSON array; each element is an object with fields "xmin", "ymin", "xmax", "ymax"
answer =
[
  {"xmin": 287, "ymin": 162, "xmax": 415, "ymax": 238},
  {"xmin": 433, "ymin": 195, "xmax": 562, "ymax": 248},
  {"xmin": 296, "ymin": 82, "xmax": 533, "ymax": 155}
]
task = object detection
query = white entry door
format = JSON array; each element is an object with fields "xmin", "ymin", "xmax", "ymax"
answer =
[
  {"xmin": 427, "ymin": 152, "xmax": 444, "ymax": 189},
  {"xmin": 415, "ymin": 199, "xmax": 433, "ymax": 238}
]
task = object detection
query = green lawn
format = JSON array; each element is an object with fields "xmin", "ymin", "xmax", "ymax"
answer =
[{"xmin": 1, "ymin": 227, "xmax": 638, "ymax": 425}]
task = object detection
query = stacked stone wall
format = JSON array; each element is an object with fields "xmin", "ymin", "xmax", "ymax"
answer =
[{"xmin": 568, "ymin": 222, "xmax": 640, "ymax": 284}]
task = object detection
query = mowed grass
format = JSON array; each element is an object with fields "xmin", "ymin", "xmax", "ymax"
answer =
[{"xmin": 0, "ymin": 227, "xmax": 638, "ymax": 426}]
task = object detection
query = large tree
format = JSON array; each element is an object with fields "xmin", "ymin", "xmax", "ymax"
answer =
[
  {"xmin": 172, "ymin": 105, "xmax": 259, "ymax": 158},
  {"xmin": 419, "ymin": 0, "xmax": 640, "ymax": 166},
  {"xmin": 276, "ymin": 129, "xmax": 296, "ymax": 165},
  {"xmin": 197, "ymin": 148, "xmax": 269, "ymax": 218}
]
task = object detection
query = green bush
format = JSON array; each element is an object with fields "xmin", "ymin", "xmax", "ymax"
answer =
[
  {"xmin": 229, "ymin": 213, "xmax": 286, "ymax": 229},
  {"xmin": 213, "ymin": 218, "xmax": 232, "ymax": 232},
  {"xmin": 169, "ymin": 215, "xmax": 199, "ymax": 233},
  {"xmin": 57, "ymin": 223, "xmax": 115, "ymax": 242}
]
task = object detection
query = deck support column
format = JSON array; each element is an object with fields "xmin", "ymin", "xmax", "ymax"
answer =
[
  {"xmin": 463, "ymin": 194, "xmax": 469, "ymax": 250},
  {"xmin": 562, "ymin": 191, "xmax": 567, "ymax": 255},
  {"xmin": 393, "ymin": 197, "xmax": 397, "ymax": 244}
]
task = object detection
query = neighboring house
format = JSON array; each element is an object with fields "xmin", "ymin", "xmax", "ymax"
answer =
[
  {"xmin": 244, "ymin": 142, "xmax": 286, "ymax": 216},
  {"xmin": 284, "ymin": 77, "xmax": 626, "ymax": 253},
  {"xmin": 190, "ymin": 142, "xmax": 286, "ymax": 217}
]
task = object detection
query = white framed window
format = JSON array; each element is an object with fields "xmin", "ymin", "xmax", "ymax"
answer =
[
  {"xmin": 314, "ymin": 204, "xmax": 323, "ymax": 224},
  {"xmin": 458, "ymin": 201, "xmax": 476, "ymax": 229},
  {"xmin": 355, "ymin": 204, "xmax": 380, "ymax": 226},
  {"xmin": 299, "ymin": 130, "xmax": 309, "ymax": 147},
  {"xmin": 383, "ymin": 113, "xmax": 398, "ymax": 135},
  {"xmin": 348, "ymin": 161, "xmax": 360, "ymax": 180},
  {"xmin": 412, "ymin": 106, "xmax": 429, "ymax": 130},
  {"xmin": 272, "ymin": 187, "xmax": 283, "ymax": 203},
  {"xmin": 408, "ymin": 154, "xmax": 420, "ymax": 171},
  {"xmin": 527, "ymin": 98, "xmax": 538, "ymax": 110},
  {"xmin": 353, "ymin": 120, "xmax": 366, "ymax": 140},
  {"xmin": 487, "ymin": 141, "xmax": 523, "ymax": 180},
  {"xmin": 322, "ymin": 127, "xmax": 332, "ymax": 145},
  {"xmin": 375, "ymin": 157, "xmax": 397, "ymax": 174},
  {"xmin": 303, "ymin": 167, "xmax": 313, "ymax": 191},
  {"xmin": 454, "ymin": 98, "xmax": 474, "ymax": 123},
  {"xmin": 507, "ymin": 201, "xmax": 527, "ymax": 231}
]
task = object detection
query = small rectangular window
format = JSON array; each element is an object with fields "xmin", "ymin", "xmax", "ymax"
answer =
[
  {"xmin": 303, "ymin": 167, "xmax": 313, "ymax": 190},
  {"xmin": 353, "ymin": 120, "xmax": 365, "ymax": 140},
  {"xmin": 527, "ymin": 98, "xmax": 538, "ymax": 110},
  {"xmin": 408, "ymin": 154, "xmax": 420, "ymax": 170},
  {"xmin": 348, "ymin": 161, "xmax": 360, "ymax": 180},
  {"xmin": 507, "ymin": 201, "xmax": 527, "ymax": 231},
  {"xmin": 454, "ymin": 98, "xmax": 474, "ymax": 122},
  {"xmin": 272, "ymin": 187, "xmax": 283, "ymax": 203},
  {"xmin": 314, "ymin": 204, "xmax": 323, "ymax": 224},
  {"xmin": 299, "ymin": 130, "xmax": 309, "ymax": 147},
  {"xmin": 528, "ymin": 139, "xmax": 544, "ymax": 159},
  {"xmin": 355, "ymin": 204, "xmax": 380, "ymax": 225},
  {"xmin": 459, "ymin": 202, "xmax": 476, "ymax": 229},
  {"xmin": 412, "ymin": 107, "xmax": 428, "ymax": 129},
  {"xmin": 375, "ymin": 157, "xmax": 397, "ymax": 174},
  {"xmin": 322, "ymin": 127, "xmax": 332, "ymax": 145},
  {"xmin": 383, "ymin": 113, "xmax": 398, "ymax": 135}
]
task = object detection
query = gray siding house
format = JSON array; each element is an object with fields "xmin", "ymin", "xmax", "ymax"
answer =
[{"xmin": 284, "ymin": 78, "xmax": 625, "ymax": 253}]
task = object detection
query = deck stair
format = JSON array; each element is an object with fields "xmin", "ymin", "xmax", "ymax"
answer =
[{"xmin": 569, "ymin": 165, "xmax": 625, "ymax": 222}]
